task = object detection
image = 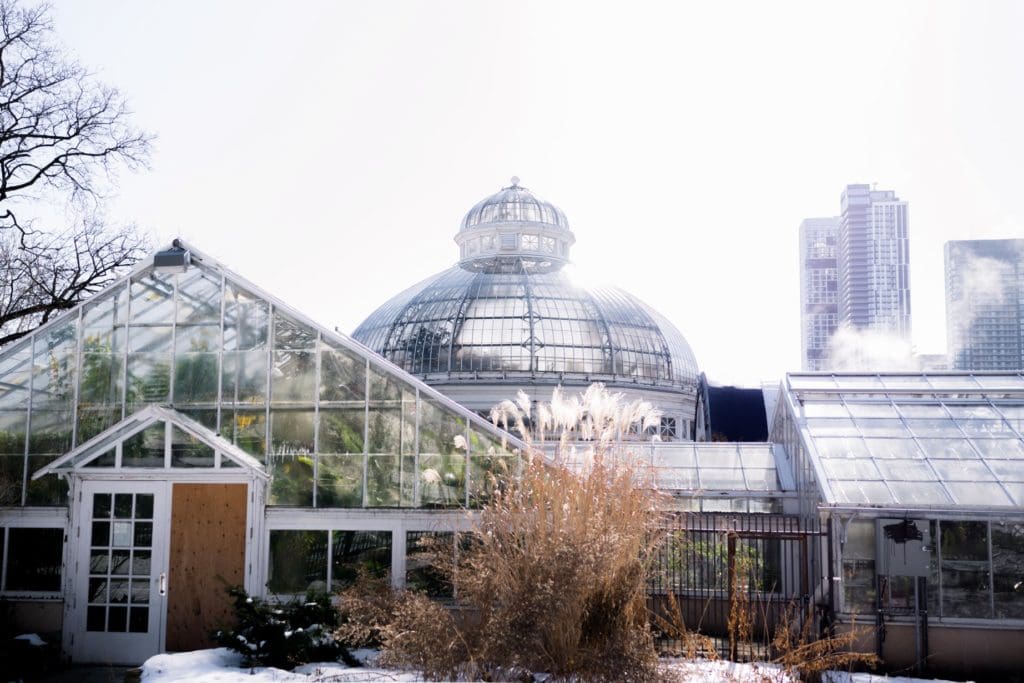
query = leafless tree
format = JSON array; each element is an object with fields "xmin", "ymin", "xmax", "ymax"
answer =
[{"xmin": 0, "ymin": 0, "xmax": 151, "ymax": 346}]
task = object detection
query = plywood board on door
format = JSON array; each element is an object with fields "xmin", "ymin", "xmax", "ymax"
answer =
[{"xmin": 166, "ymin": 483, "xmax": 247, "ymax": 652}]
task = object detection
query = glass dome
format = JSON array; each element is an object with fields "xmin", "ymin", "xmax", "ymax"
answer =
[
  {"xmin": 354, "ymin": 264, "xmax": 699, "ymax": 392},
  {"xmin": 460, "ymin": 177, "xmax": 570, "ymax": 232},
  {"xmin": 353, "ymin": 179, "xmax": 699, "ymax": 397}
]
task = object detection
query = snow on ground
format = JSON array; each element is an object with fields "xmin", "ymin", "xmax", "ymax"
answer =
[
  {"xmin": 140, "ymin": 648, "xmax": 419, "ymax": 682},
  {"xmin": 141, "ymin": 648, "xmax": 971, "ymax": 682}
]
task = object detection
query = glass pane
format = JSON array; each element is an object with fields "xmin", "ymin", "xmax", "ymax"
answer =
[
  {"xmin": 222, "ymin": 351, "xmax": 268, "ymax": 405},
  {"xmin": 320, "ymin": 346, "xmax": 366, "ymax": 402},
  {"xmin": 268, "ymin": 454, "xmax": 313, "ymax": 506},
  {"xmin": 270, "ymin": 409, "xmax": 315, "ymax": 455},
  {"xmin": 122, "ymin": 423, "xmax": 165, "ymax": 468},
  {"xmin": 406, "ymin": 531, "xmax": 454, "ymax": 598},
  {"xmin": 940, "ymin": 521, "xmax": 990, "ymax": 618},
  {"xmin": 316, "ymin": 454, "xmax": 364, "ymax": 507},
  {"xmin": 130, "ymin": 273, "xmax": 175, "ymax": 325},
  {"xmin": 418, "ymin": 398, "xmax": 463, "ymax": 457},
  {"xmin": 992, "ymin": 522, "xmax": 1024, "ymax": 619},
  {"xmin": 419, "ymin": 453, "xmax": 465, "ymax": 508},
  {"xmin": 223, "ymin": 284, "xmax": 268, "ymax": 351},
  {"xmin": 842, "ymin": 520, "xmax": 876, "ymax": 615},
  {"xmin": 174, "ymin": 353, "xmax": 219, "ymax": 404},
  {"xmin": 273, "ymin": 312, "xmax": 316, "ymax": 350},
  {"xmin": 330, "ymin": 530, "xmax": 391, "ymax": 590},
  {"xmin": 79, "ymin": 353, "xmax": 124, "ymax": 407},
  {"xmin": 176, "ymin": 267, "xmax": 222, "ymax": 324},
  {"xmin": 127, "ymin": 325, "xmax": 172, "ymax": 354},
  {"xmin": 127, "ymin": 354, "xmax": 171, "ymax": 404},
  {"xmin": 268, "ymin": 530, "xmax": 327, "ymax": 593},
  {"xmin": 366, "ymin": 455, "xmax": 400, "ymax": 507},
  {"xmin": 170, "ymin": 426, "xmax": 214, "ymax": 467},
  {"xmin": 319, "ymin": 407, "xmax": 365, "ymax": 454},
  {"xmin": 228, "ymin": 409, "xmax": 266, "ymax": 461},
  {"xmin": 271, "ymin": 351, "xmax": 316, "ymax": 402},
  {"xmin": 5, "ymin": 527, "xmax": 62, "ymax": 591},
  {"xmin": 26, "ymin": 455, "xmax": 68, "ymax": 505},
  {"xmin": 0, "ymin": 454, "xmax": 24, "ymax": 505}
]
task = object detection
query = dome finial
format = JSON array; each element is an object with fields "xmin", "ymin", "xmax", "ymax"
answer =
[{"xmin": 510, "ymin": 175, "xmax": 520, "ymax": 187}]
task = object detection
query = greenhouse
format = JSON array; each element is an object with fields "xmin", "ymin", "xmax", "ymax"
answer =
[
  {"xmin": 0, "ymin": 240, "xmax": 526, "ymax": 664},
  {"xmin": 772, "ymin": 372, "xmax": 1024, "ymax": 675}
]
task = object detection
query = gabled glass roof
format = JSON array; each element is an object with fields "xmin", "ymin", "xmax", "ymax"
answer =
[
  {"xmin": 786, "ymin": 372, "xmax": 1024, "ymax": 510},
  {"xmin": 0, "ymin": 240, "xmax": 528, "ymax": 509}
]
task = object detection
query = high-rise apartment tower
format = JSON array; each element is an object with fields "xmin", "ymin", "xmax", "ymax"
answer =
[
  {"xmin": 799, "ymin": 218, "xmax": 839, "ymax": 371},
  {"xmin": 945, "ymin": 239, "xmax": 1024, "ymax": 371},
  {"xmin": 838, "ymin": 184, "xmax": 911, "ymax": 337},
  {"xmin": 799, "ymin": 185, "xmax": 911, "ymax": 370}
]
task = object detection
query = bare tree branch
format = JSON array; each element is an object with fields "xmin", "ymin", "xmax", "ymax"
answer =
[{"xmin": 0, "ymin": 0, "xmax": 152, "ymax": 345}]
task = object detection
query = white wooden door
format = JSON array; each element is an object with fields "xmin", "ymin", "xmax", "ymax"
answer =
[{"xmin": 72, "ymin": 480, "xmax": 169, "ymax": 664}]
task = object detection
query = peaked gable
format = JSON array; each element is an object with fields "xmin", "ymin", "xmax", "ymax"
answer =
[{"xmin": 0, "ymin": 240, "xmax": 526, "ymax": 508}]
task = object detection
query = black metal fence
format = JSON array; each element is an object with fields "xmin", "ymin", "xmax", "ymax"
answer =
[{"xmin": 648, "ymin": 512, "xmax": 827, "ymax": 661}]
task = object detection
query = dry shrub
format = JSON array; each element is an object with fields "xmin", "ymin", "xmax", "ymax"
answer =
[
  {"xmin": 336, "ymin": 571, "xmax": 399, "ymax": 648},
  {"xmin": 653, "ymin": 590, "xmax": 720, "ymax": 661},
  {"xmin": 381, "ymin": 384, "xmax": 670, "ymax": 682},
  {"xmin": 770, "ymin": 606, "xmax": 878, "ymax": 683}
]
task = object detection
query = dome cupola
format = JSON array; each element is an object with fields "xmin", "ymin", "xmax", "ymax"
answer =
[{"xmin": 455, "ymin": 177, "xmax": 575, "ymax": 273}]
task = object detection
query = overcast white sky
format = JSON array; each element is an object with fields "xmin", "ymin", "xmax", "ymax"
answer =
[{"xmin": 49, "ymin": 1, "xmax": 1024, "ymax": 386}]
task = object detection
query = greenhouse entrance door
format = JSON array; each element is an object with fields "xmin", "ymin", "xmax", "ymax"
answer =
[{"xmin": 72, "ymin": 480, "xmax": 169, "ymax": 665}]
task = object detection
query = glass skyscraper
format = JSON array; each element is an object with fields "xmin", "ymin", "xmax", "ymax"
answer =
[
  {"xmin": 800, "ymin": 185, "xmax": 911, "ymax": 370},
  {"xmin": 946, "ymin": 238, "xmax": 1024, "ymax": 370}
]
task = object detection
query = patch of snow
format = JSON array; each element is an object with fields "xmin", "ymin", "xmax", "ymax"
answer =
[
  {"xmin": 824, "ymin": 673, "xmax": 969, "ymax": 683},
  {"xmin": 140, "ymin": 648, "xmax": 975, "ymax": 683},
  {"xmin": 14, "ymin": 633, "xmax": 46, "ymax": 647}
]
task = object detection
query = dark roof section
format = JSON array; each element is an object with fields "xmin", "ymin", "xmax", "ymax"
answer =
[{"xmin": 707, "ymin": 385, "xmax": 768, "ymax": 442}]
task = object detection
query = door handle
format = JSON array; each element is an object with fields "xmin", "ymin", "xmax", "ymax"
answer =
[{"xmin": 159, "ymin": 572, "xmax": 167, "ymax": 596}]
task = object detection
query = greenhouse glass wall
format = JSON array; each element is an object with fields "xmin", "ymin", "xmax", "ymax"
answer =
[
  {"xmin": 773, "ymin": 373, "xmax": 1024, "ymax": 676},
  {"xmin": 0, "ymin": 241, "xmax": 526, "ymax": 664}
]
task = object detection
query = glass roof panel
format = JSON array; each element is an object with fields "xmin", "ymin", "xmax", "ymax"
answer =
[
  {"xmin": 788, "ymin": 375, "xmax": 838, "ymax": 390},
  {"xmin": 923, "ymin": 375, "xmax": 981, "ymax": 390},
  {"xmin": 874, "ymin": 458, "xmax": 936, "ymax": 481},
  {"xmin": 985, "ymin": 459, "xmax": 1024, "ymax": 481},
  {"xmin": 819, "ymin": 457, "xmax": 881, "ymax": 480},
  {"xmin": 737, "ymin": 446, "xmax": 776, "ymax": 468},
  {"xmin": 833, "ymin": 376, "xmax": 885, "ymax": 390},
  {"xmin": 831, "ymin": 480, "xmax": 894, "ymax": 505},
  {"xmin": 846, "ymin": 403, "xmax": 899, "ymax": 418},
  {"xmin": 799, "ymin": 402, "xmax": 850, "ymax": 418},
  {"xmin": 812, "ymin": 437, "xmax": 869, "ymax": 458},
  {"xmin": 929, "ymin": 459, "xmax": 995, "ymax": 481},
  {"xmin": 742, "ymin": 468, "xmax": 779, "ymax": 491},
  {"xmin": 897, "ymin": 404, "xmax": 950, "ymax": 418},
  {"xmin": 879, "ymin": 375, "xmax": 934, "ymax": 391},
  {"xmin": 946, "ymin": 482, "xmax": 1012, "ymax": 506},
  {"xmin": 887, "ymin": 481, "xmax": 953, "ymax": 506},
  {"xmin": 804, "ymin": 418, "xmax": 859, "ymax": 436},
  {"xmin": 863, "ymin": 438, "xmax": 923, "ymax": 459},
  {"xmin": 1003, "ymin": 483, "xmax": 1024, "ymax": 506},
  {"xmin": 699, "ymin": 468, "xmax": 747, "ymax": 490},
  {"xmin": 695, "ymin": 446, "xmax": 739, "ymax": 468},
  {"xmin": 972, "ymin": 439, "xmax": 1024, "ymax": 459},
  {"xmin": 657, "ymin": 469, "xmax": 699, "ymax": 490},
  {"xmin": 915, "ymin": 438, "xmax": 979, "ymax": 459},
  {"xmin": 651, "ymin": 446, "xmax": 696, "ymax": 468},
  {"xmin": 857, "ymin": 419, "xmax": 913, "ymax": 438},
  {"xmin": 905, "ymin": 418, "xmax": 963, "ymax": 438},
  {"xmin": 972, "ymin": 375, "xmax": 1024, "ymax": 390},
  {"xmin": 955, "ymin": 418, "xmax": 1015, "ymax": 437}
]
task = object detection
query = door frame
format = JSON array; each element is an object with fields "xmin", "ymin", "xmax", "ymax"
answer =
[{"xmin": 65, "ymin": 471, "xmax": 264, "ymax": 664}]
